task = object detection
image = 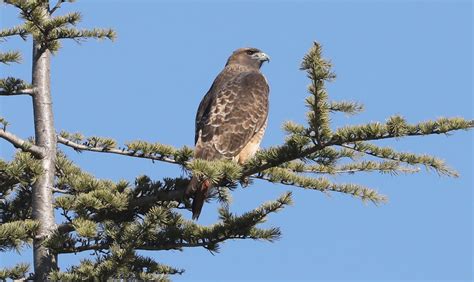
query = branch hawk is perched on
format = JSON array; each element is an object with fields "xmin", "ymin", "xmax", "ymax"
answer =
[{"xmin": 188, "ymin": 47, "xmax": 270, "ymax": 219}]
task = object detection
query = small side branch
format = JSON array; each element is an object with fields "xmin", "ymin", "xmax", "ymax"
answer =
[
  {"xmin": 49, "ymin": 0, "xmax": 65, "ymax": 15},
  {"xmin": 57, "ymin": 135, "xmax": 178, "ymax": 164},
  {"xmin": 339, "ymin": 142, "xmax": 458, "ymax": 176},
  {"xmin": 0, "ymin": 129, "xmax": 44, "ymax": 158},
  {"xmin": 253, "ymin": 167, "xmax": 387, "ymax": 204},
  {"xmin": 330, "ymin": 116, "xmax": 474, "ymax": 144},
  {"xmin": 0, "ymin": 51, "xmax": 22, "ymax": 65},
  {"xmin": 285, "ymin": 160, "xmax": 420, "ymax": 175},
  {"xmin": 0, "ymin": 88, "xmax": 35, "ymax": 96},
  {"xmin": 50, "ymin": 28, "xmax": 116, "ymax": 42},
  {"xmin": 0, "ymin": 77, "xmax": 34, "ymax": 96},
  {"xmin": 0, "ymin": 263, "xmax": 30, "ymax": 281},
  {"xmin": 0, "ymin": 24, "xmax": 28, "ymax": 40}
]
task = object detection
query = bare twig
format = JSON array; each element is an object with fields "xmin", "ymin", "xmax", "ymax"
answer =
[
  {"xmin": 57, "ymin": 135, "xmax": 178, "ymax": 164},
  {"xmin": 49, "ymin": 0, "xmax": 65, "ymax": 15},
  {"xmin": 0, "ymin": 129, "xmax": 44, "ymax": 157}
]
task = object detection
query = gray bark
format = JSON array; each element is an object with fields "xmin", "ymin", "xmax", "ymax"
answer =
[
  {"xmin": 31, "ymin": 40, "xmax": 57, "ymax": 280},
  {"xmin": 0, "ymin": 129, "xmax": 44, "ymax": 157}
]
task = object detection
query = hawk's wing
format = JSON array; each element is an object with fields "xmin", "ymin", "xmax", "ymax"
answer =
[{"xmin": 195, "ymin": 71, "xmax": 269, "ymax": 160}]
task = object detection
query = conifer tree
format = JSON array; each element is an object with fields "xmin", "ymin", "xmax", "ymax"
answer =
[{"xmin": 0, "ymin": 1, "xmax": 472, "ymax": 280}]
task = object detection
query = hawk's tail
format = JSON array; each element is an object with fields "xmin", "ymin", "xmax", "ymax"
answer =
[{"xmin": 187, "ymin": 177, "xmax": 212, "ymax": 220}]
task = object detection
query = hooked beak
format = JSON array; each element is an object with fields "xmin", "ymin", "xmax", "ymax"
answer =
[{"xmin": 252, "ymin": 52, "xmax": 270, "ymax": 63}]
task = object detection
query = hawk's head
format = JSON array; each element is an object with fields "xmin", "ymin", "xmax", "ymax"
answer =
[{"xmin": 226, "ymin": 47, "xmax": 270, "ymax": 69}]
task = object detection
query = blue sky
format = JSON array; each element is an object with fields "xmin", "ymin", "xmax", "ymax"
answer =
[{"xmin": 0, "ymin": 0, "xmax": 472, "ymax": 281}]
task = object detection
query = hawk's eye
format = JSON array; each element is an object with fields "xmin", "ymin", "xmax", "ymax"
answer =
[{"xmin": 246, "ymin": 50, "xmax": 256, "ymax": 55}]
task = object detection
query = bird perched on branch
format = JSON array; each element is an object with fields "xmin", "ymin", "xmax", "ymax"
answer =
[{"xmin": 188, "ymin": 47, "xmax": 270, "ymax": 220}]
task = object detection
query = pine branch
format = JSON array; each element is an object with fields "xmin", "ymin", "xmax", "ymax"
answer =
[
  {"xmin": 255, "ymin": 167, "xmax": 387, "ymax": 204},
  {"xmin": 242, "ymin": 142, "xmax": 321, "ymax": 177},
  {"xmin": 4, "ymin": 0, "xmax": 40, "ymax": 9},
  {"xmin": 301, "ymin": 42, "xmax": 334, "ymax": 144},
  {"xmin": 55, "ymin": 174, "xmax": 189, "ymax": 234},
  {"xmin": 285, "ymin": 160, "xmax": 420, "ymax": 175},
  {"xmin": 50, "ymin": 27, "xmax": 116, "ymax": 41},
  {"xmin": 54, "ymin": 153, "xmax": 188, "ymax": 204},
  {"xmin": 340, "ymin": 142, "xmax": 459, "ymax": 177},
  {"xmin": 0, "ymin": 220, "xmax": 39, "ymax": 251},
  {"xmin": 0, "ymin": 152, "xmax": 40, "ymax": 224},
  {"xmin": 2, "ymin": 187, "xmax": 33, "ymax": 222},
  {"xmin": 187, "ymin": 159, "xmax": 242, "ymax": 185},
  {"xmin": 0, "ymin": 88, "xmax": 35, "ymax": 96},
  {"xmin": 71, "ymin": 217, "xmax": 97, "ymax": 237},
  {"xmin": 50, "ymin": 0, "xmax": 75, "ymax": 15},
  {"xmin": 0, "ymin": 25, "xmax": 25, "ymax": 64},
  {"xmin": 57, "ymin": 192, "xmax": 291, "ymax": 255},
  {"xmin": 0, "ymin": 77, "xmax": 34, "ymax": 96},
  {"xmin": 57, "ymin": 133, "xmax": 192, "ymax": 165},
  {"xmin": 55, "ymin": 190, "xmax": 187, "ymax": 235},
  {"xmin": 50, "ymin": 0, "xmax": 65, "ymax": 14},
  {"xmin": 0, "ymin": 126, "xmax": 45, "ymax": 158},
  {"xmin": 0, "ymin": 150, "xmax": 42, "ymax": 194},
  {"xmin": 242, "ymin": 116, "xmax": 473, "ymax": 178},
  {"xmin": 49, "ymin": 249, "xmax": 182, "ymax": 281},
  {"xmin": 282, "ymin": 121, "xmax": 307, "ymax": 135},
  {"xmin": 327, "ymin": 101, "xmax": 364, "ymax": 115},
  {"xmin": 44, "ymin": 12, "xmax": 82, "ymax": 31},
  {"xmin": 0, "ymin": 24, "xmax": 29, "ymax": 40},
  {"xmin": 57, "ymin": 135, "xmax": 176, "ymax": 163},
  {"xmin": 12, "ymin": 1, "xmax": 49, "ymax": 39},
  {"xmin": 5, "ymin": 1, "xmax": 114, "ymax": 54},
  {"xmin": 0, "ymin": 263, "xmax": 30, "ymax": 281},
  {"xmin": 330, "ymin": 116, "xmax": 474, "ymax": 144},
  {"xmin": 0, "ymin": 51, "xmax": 22, "ymax": 64}
]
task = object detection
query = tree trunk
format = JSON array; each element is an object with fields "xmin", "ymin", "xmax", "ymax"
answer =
[{"xmin": 31, "ymin": 39, "xmax": 57, "ymax": 280}]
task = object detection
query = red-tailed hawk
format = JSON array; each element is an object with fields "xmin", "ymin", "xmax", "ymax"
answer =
[{"xmin": 188, "ymin": 47, "xmax": 270, "ymax": 219}]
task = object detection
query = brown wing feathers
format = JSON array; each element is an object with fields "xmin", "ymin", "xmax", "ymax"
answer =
[{"xmin": 197, "ymin": 71, "xmax": 268, "ymax": 160}]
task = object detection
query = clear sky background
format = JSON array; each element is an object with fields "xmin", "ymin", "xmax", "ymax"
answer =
[{"xmin": 0, "ymin": 0, "xmax": 472, "ymax": 281}]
